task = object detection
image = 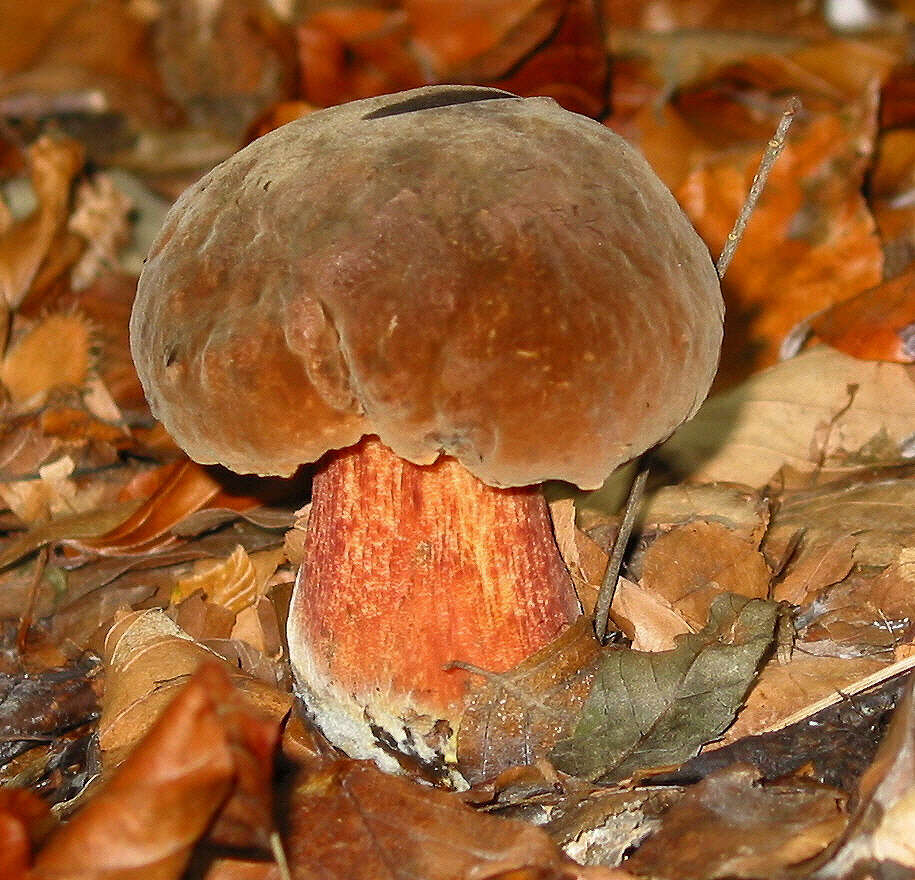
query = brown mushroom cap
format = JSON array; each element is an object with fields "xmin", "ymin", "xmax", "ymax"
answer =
[{"xmin": 130, "ymin": 85, "xmax": 723, "ymax": 489}]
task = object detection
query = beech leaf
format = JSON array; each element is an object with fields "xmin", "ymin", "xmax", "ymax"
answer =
[{"xmin": 551, "ymin": 594, "xmax": 779, "ymax": 782}]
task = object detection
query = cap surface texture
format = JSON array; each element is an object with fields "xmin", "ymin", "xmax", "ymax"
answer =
[{"xmin": 130, "ymin": 85, "xmax": 723, "ymax": 488}]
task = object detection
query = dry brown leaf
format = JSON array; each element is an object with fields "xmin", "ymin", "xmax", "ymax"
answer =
[
  {"xmin": 715, "ymin": 653, "xmax": 891, "ymax": 747},
  {"xmin": 809, "ymin": 266, "xmax": 915, "ymax": 364},
  {"xmin": 657, "ymin": 347, "xmax": 915, "ymax": 487},
  {"xmin": 297, "ymin": 0, "xmax": 606, "ymax": 115},
  {"xmin": 0, "ymin": 0, "xmax": 171, "ymax": 127},
  {"xmin": 547, "ymin": 785, "xmax": 681, "ymax": 870},
  {"xmin": 763, "ymin": 467, "xmax": 915, "ymax": 571},
  {"xmin": 0, "ymin": 455, "xmax": 105, "ymax": 524},
  {"xmin": 99, "ymin": 608, "xmax": 291, "ymax": 770},
  {"xmin": 639, "ymin": 522, "xmax": 771, "ymax": 630},
  {"xmin": 620, "ymin": 39, "xmax": 895, "ymax": 385},
  {"xmin": 31, "ymin": 664, "xmax": 281, "ymax": 880},
  {"xmin": 773, "ymin": 535, "xmax": 858, "ymax": 605},
  {"xmin": 0, "ymin": 313, "xmax": 94, "ymax": 405},
  {"xmin": 67, "ymin": 174, "xmax": 132, "ymax": 290},
  {"xmin": 286, "ymin": 755, "xmax": 626, "ymax": 880},
  {"xmin": 870, "ymin": 127, "xmax": 915, "ymax": 276},
  {"xmin": 611, "ymin": 576, "xmax": 692, "ymax": 652},
  {"xmin": 624, "ymin": 764, "xmax": 846, "ymax": 879},
  {"xmin": 457, "ymin": 618, "xmax": 605, "ymax": 786},
  {"xmin": 683, "ymin": 96, "xmax": 882, "ymax": 386},
  {"xmin": 230, "ymin": 595, "xmax": 284, "ymax": 657},
  {"xmin": 154, "ymin": 0, "xmax": 296, "ymax": 138}
]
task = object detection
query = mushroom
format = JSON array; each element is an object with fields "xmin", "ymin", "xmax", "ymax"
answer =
[{"xmin": 130, "ymin": 85, "xmax": 723, "ymax": 776}]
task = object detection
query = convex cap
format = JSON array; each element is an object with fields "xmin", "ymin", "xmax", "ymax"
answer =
[{"xmin": 130, "ymin": 85, "xmax": 723, "ymax": 488}]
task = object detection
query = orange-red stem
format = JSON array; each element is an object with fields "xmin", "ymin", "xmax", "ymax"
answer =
[{"xmin": 289, "ymin": 437, "xmax": 579, "ymax": 749}]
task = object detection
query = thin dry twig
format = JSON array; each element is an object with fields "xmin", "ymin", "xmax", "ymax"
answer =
[
  {"xmin": 593, "ymin": 460, "xmax": 649, "ymax": 643},
  {"xmin": 716, "ymin": 96, "xmax": 801, "ymax": 279},
  {"xmin": 17, "ymin": 545, "xmax": 49, "ymax": 656}
]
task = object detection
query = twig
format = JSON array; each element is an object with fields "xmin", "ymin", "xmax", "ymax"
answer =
[
  {"xmin": 593, "ymin": 460, "xmax": 649, "ymax": 643},
  {"xmin": 716, "ymin": 96, "xmax": 801, "ymax": 279},
  {"xmin": 16, "ymin": 545, "xmax": 49, "ymax": 657}
]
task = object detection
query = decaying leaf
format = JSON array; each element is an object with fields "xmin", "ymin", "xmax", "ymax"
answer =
[
  {"xmin": 647, "ymin": 670, "xmax": 908, "ymax": 795},
  {"xmin": 286, "ymin": 755, "xmax": 627, "ymax": 880},
  {"xmin": 457, "ymin": 618, "xmax": 605, "ymax": 786},
  {"xmin": 763, "ymin": 466, "xmax": 915, "ymax": 570},
  {"xmin": 0, "ymin": 136, "xmax": 84, "ymax": 309},
  {"xmin": 811, "ymin": 674, "xmax": 915, "ymax": 877},
  {"xmin": 67, "ymin": 173, "xmax": 133, "ymax": 290},
  {"xmin": 611, "ymin": 576, "xmax": 692, "ymax": 653},
  {"xmin": 715, "ymin": 653, "xmax": 900, "ymax": 747},
  {"xmin": 551, "ymin": 594, "xmax": 779, "ymax": 782},
  {"xmin": 0, "ymin": 454, "xmax": 105, "ymax": 524},
  {"xmin": 31, "ymin": 664, "xmax": 281, "ymax": 880},
  {"xmin": 809, "ymin": 267, "xmax": 915, "ymax": 364},
  {"xmin": 624, "ymin": 764, "xmax": 847, "ymax": 880},
  {"xmin": 773, "ymin": 535, "xmax": 858, "ymax": 605}
]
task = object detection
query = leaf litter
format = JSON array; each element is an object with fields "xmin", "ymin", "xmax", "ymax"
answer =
[{"xmin": 2, "ymin": 3, "xmax": 915, "ymax": 878}]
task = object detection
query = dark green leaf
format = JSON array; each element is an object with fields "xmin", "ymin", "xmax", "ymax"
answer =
[{"xmin": 550, "ymin": 594, "xmax": 779, "ymax": 781}]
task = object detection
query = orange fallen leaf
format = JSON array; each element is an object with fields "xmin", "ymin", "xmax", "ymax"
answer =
[
  {"xmin": 31, "ymin": 664, "xmax": 281, "ymax": 880},
  {"xmin": 0, "ymin": 313, "xmax": 94, "ymax": 405},
  {"xmin": 809, "ymin": 268, "xmax": 915, "ymax": 363},
  {"xmin": 639, "ymin": 521, "xmax": 772, "ymax": 630}
]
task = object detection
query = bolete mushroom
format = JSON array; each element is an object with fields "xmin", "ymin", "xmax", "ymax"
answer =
[{"xmin": 130, "ymin": 85, "xmax": 723, "ymax": 776}]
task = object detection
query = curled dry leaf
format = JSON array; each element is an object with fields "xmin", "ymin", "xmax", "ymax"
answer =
[
  {"xmin": 764, "ymin": 465, "xmax": 915, "ymax": 571},
  {"xmin": 0, "ymin": 136, "xmax": 84, "ymax": 309},
  {"xmin": 298, "ymin": 0, "xmax": 607, "ymax": 115},
  {"xmin": 31, "ymin": 664, "xmax": 281, "ymax": 880},
  {"xmin": 0, "ymin": 455, "xmax": 106, "ymax": 525},
  {"xmin": 154, "ymin": 0, "xmax": 296, "ymax": 138},
  {"xmin": 869, "ymin": 128, "xmax": 915, "ymax": 277},
  {"xmin": 286, "ymin": 755, "xmax": 627, "ymax": 880},
  {"xmin": 647, "ymin": 40, "xmax": 893, "ymax": 384},
  {"xmin": 67, "ymin": 173, "xmax": 133, "ymax": 290},
  {"xmin": 547, "ymin": 785, "xmax": 681, "ymax": 870},
  {"xmin": 639, "ymin": 521, "xmax": 771, "ymax": 631},
  {"xmin": 773, "ymin": 535, "xmax": 858, "ymax": 606},
  {"xmin": 624, "ymin": 764, "xmax": 847, "ymax": 880},
  {"xmin": 172, "ymin": 544, "xmax": 287, "ymax": 613},
  {"xmin": 610, "ymin": 576, "xmax": 692, "ymax": 653},
  {"xmin": 99, "ymin": 608, "xmax": 291, "ymax": 770},
  {"xmin": 714, "ymin": 653, "xmax": 893, "ymax": 747}
]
